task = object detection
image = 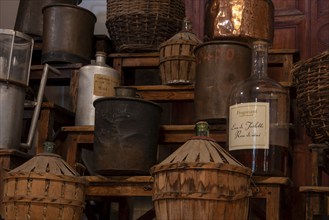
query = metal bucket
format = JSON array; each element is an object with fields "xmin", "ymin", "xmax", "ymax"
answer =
[
  {"xmin": 14, "ymin": 0, "xmax": 81, "ymax": 37},
  {"xmin": 194, "ymin": 41, "xmax": 251, "ymax": 124},
  {"xmin": 0, "ymin": 29, "xmax": 57, "ymax": 150},
  {"xmin": 41, "ymin": 4, "xmax": 96, "ymax": 64},
  {"xmin": 93, "ymin": 96, "xmax": 162, "ymax": 175}
]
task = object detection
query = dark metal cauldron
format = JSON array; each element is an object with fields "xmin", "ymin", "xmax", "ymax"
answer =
[
  {"xmin": 194, "ymin": 41, "xmax": 252, "ymax": 124},
  {"xmin": 14, "ymin": 0, "xmax": 81, "ymax": 37},
  {"xmin": 93, "ymin": 97, "xmax": 162, "ymax": 175},
  {"xmin": 41, "ymin": 4, "xmax": 96, "ymax": 64}
]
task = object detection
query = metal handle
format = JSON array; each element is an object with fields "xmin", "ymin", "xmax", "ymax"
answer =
[{"xmin": 20, "ymin": 64, "xmax": 61, "ymax": 149}]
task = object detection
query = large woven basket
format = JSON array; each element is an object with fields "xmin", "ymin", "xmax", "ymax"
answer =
[
  {"xmin": 292, "ymin": 50, "xmax": 329, "ymax": 144},
  {"xmin": 106, "ymin": 0, "xmax": 185, "ymax": 52}
]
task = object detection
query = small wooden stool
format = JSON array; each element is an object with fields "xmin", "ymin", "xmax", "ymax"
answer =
[
  {"xmin": 251, "ymin": 176, "xmax": 292, "ymax": 220},
  {"xmin": 24, "ymin": 102, "xmax": 75, "ymax": 154},
  {"xmin": 300, "ymin": 143, "xmax": 329, "ymax": 220}
]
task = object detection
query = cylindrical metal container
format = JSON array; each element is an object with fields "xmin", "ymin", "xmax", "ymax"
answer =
[
  {"xmin": 0, "ymin": 30, "xmax": 58, "ymax": 150},
  {"xmin": 194, "ymin": 41, "xmax": 251, "ymax": 124},
  {"xmin": 93, "ymin": 97, "xmax": 162, "ymax": 175},
  {"xmin": 42, "ymin": 4, "xmax": 96, "ymax": 64},
  {"xmin": 14, "ymin": 0, "xmax": 81, "ymax": 37},
  {"xmin": 75, "ymin": 52, "xmax": 120, "ymax": 126},
  {"xmin": 204, "ymin": 0, "xmax": 274, "ymax": 43}
]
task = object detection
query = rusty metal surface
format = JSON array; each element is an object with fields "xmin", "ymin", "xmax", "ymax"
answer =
[
  {"xmin": 41, "ymin": 4, "xmax": 96, "ymax": 64},
  {"xmin": 204, "ymin": 0, "xmax": 274, "ymax": 43},
  {"xmin": 14, "ymin": 0, "xmax": 81, "ymax": 37},
  {"xmin": 194, "ymin": 41, "xmax": 252, "ymax": 124},
  {"xmin": 92, "ymin": 97, "xmax": 162, "ymax": 175}
]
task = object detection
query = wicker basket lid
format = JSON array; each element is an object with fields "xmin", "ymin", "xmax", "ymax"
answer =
[
  {"xmin": 9, "ymin": 142, "xmax": 79, "ymax": 176},
  {"xmin": 151, "ymin": 121, "xmax": 251, "ymax": 175},
  {"xmin": 159, "ymin": 121, "xmax": 246, "ymax": 166}
]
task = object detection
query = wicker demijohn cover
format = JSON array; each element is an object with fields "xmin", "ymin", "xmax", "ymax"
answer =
[
  {"xmin": 150, "ymin": 122, "xmax": 252, "ymax": 220},
  {"xmin": 159, "ymin": 18, "xmax": 202, "ymax": 85},
  {"xmin": 2, "ymin": 142, "xmax": 87, "ymax": 220},
  {"xmin": 292, "ymin": 50, "xmax": 329, "ymax": 144}
]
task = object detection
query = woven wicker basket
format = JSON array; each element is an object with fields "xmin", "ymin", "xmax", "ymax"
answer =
[
  {"xmin": 2, "ymin": 145, "xmax": 87, "ymax": 220},
  {"xmin": 159, "ymin": 18, "xmax": 202, "ymax": 84},
  {"xmin": 106, "ymin": 0, "xmax": 185, "ymax": 52},
  {"xmin": 292, "ymin": 50, "xmax": 329, "ymax": 144},
  {"xmin": 150, "ymin": 122, "xmax": 252, "ymax": 220}
]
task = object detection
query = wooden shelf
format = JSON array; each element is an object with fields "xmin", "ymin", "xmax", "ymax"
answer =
[{"xmin": 134, "ymin": 85, "xmax": 194, "ymax": 101}]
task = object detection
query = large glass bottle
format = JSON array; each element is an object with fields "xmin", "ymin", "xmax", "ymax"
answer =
[{"xmin": 228, "ymin": 40, "xmax": 290, "ymax": 176}]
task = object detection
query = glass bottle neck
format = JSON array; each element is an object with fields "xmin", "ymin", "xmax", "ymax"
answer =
[
  {"xmin": 96, "ymin": 55, "xmax": 106, "ymax": 65},
  {"xmin": 195, "ymin": 121, "xmax": 210, "ymax": 137},
  {"xmin": 251, "ymin": 41, "xmax": 268, "ymax": 79},
  {"xmin": 182, "ymin": 17, "xmax": 193, "ymax": 32}
]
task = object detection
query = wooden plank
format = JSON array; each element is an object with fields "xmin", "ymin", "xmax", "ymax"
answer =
[
  {"xmin": 252, "ymin": 176, "xmax": 292, "ymax": 185},
  {"xmin": 300, "ymin": 186, "xmax": 329, "ymax": 193},
  {"xmin": 85, "ymin": 176, "xmax": 154, "ymax": 197}
]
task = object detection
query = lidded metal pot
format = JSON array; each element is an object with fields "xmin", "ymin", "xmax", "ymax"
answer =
[{"xmin": 75, "ymin": 52, "xmax": 120, "ymax": 126}]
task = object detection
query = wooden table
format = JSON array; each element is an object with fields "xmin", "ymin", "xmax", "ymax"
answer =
[
  {"xmin": 251, "ymin": 176, "xmax": 292, "ymax": 220},
  {"xmin": 83, "ymin": 175, "xmax": 291, "ymax": 220},
  {"xmin": 58, "ymin": 124, "xmax": 226, "ymax": 169}
]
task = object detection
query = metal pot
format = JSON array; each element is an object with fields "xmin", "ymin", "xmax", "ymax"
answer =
[
  {"xmin": 14, "ymin": 0, "xmax": 81, "ymax": 37},
  {"xmin": 204, "ymin": 0, "xmax": 274, "ymax": 43},
  {"xmin": 194, "ymin": 40, "xmax": 252, "ymax": 124},
  {"xmin": 41, "ymin": 4, "xmax": 96, "ymax": 64},
  {"xmin": 93, "ymin": 97, "xmax": 162, "ymax": 175}
]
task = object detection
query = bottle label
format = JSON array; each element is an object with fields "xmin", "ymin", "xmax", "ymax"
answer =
[
  {"xmin": 229, "ymin": 102, "xmax": 270, "ymax": 151},
  {"xmin": 93, "ymin": 74, "xmax": 119, "ymax": 96}
]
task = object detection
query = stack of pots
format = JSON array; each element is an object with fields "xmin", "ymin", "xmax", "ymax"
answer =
[{"xmin": 194, "ymin": 0, "xmax": 274, "ymax": 124}]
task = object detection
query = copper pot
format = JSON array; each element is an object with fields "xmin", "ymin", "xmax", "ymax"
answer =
[{"xmin": 204, "ymin": 0, "xmax": 274, "ymax": 43}]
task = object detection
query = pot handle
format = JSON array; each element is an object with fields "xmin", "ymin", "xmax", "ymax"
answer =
[{"xmin": 20, "ymin": 64, "xmax": 60, "ymax": 149}]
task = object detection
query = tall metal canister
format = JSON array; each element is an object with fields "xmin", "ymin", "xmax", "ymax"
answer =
[
  {"xmin": 0, "ymin": 29, "xmax": 55, "ymax": 150},
  {"xmin": 75, "ymin": 52, "xmax": 120, "ymax": 126},
  {"xmin": 194, "ymin": 41, "xmax": 251, "ymax": 124}
]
